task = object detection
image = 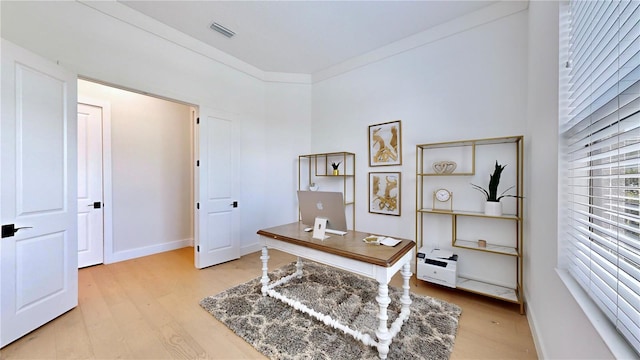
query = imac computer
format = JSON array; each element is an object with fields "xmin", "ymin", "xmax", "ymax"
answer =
[{"xmin": 297, "ymin": 191, "xmax": 348, "ymax": 234}]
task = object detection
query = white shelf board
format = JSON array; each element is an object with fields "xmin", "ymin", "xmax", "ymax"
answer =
[
  {"xmin": 456, "ymin": 277, "xmax": 519, "ymax": 303},
  {"xmin": 417, "ymin": 172, "xmax": 474, "ymax": 176},
  {"xmin": 453, "ymin": 239, "xmax": 518, "ymax": 256},
  {"xmin": 417, "ymin": 208, "xmax": 520, "ymax": 220}
]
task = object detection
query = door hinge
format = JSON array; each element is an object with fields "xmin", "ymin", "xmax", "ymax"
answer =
[
  {"xmin": 197, "ymin": 203, "xmax": 200, "ymax": 209},
  {"xmin": 196, "ymin": 117, "xmax": 200, "ymax": 124},
  {"xmin": 196, "ymin": 160, "xmax": 199, "ymax": 167},
  {"xmin": 197, "ymin": 245, "xmax": 200, "ymax": 252}
]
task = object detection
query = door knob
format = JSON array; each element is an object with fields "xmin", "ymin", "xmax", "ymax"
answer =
[
  {"xmin": 87, "ymin": 201, "xmax": 102, "ymax": 209},
  {"xmin": 1, "ymin": 224, "xmax": 33, "ymax": 238}
]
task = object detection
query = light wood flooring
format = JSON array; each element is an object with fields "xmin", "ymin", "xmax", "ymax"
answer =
[{"xmin": 1, "ymin": 247, "xmax": 537, "ymax": 359}]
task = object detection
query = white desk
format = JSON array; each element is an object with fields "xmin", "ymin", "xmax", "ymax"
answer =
[{"xmin": 257, "ymin": 222, "xmax": 415, "ymax": 359}]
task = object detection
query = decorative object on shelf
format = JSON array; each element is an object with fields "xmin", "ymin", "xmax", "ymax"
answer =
[
  {"xmin": 478, "ymin": 239, "xmax": 487, "ymax": 248},
  {"xmin": 432, "ymin": 188, "xmax": 453, "ymax": 211},
  {"xmin": 308, "ymin": 183, "xmax": 319, "ymax": 191},
  {"xmin": 369, "ymin": 172, "xmax": 401, "ymax": 216},
  {"xmin": 432, "ymin": 161, "xmax": 457, "ymax": 174},
  {"xmin": 369, "ymin": 120, "xmax": 402, "ymax": 166},
  {"xmin": 471, "ymin": 161, "xmax": 520, "ymax": 216},
  {"xmin": 331, "ymin": 161, "xmax": 341, "ymax": 175},
  {"xmin": 484, "ymin": 201, "xmax": 502, "ymax": 216}
]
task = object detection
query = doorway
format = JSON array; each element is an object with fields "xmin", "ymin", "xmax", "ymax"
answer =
[
  {"xmin": 77, "ymin": 99, "xmax": 108, "ymax": 268},
  {"xmin": 77, "ymin": 79, "xmax": 194, "ymax": 265}
]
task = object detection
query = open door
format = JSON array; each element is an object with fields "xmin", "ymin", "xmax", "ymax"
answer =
[
  {"xmin": 194, "ymin": 108, "xmax": 240, "ymax": 268},
  {"xmin": 77, "ymin": 101, "xmax": 105, "ymax": 268},
  {"xmin": 1, "ymin": 40, "xmax": 78, "ymax": 347}
]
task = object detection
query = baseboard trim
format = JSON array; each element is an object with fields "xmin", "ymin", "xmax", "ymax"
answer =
[
  {"xmin": 106, "ymin": 238, "xmax": 193, "ymax": 264},
  {"xmin": 524, "ymin": 289, "xmax": 544, "ymax": 360},
  {"xmin": 241, "ymin": 242, "xmax": 263, "ymax": 257}
]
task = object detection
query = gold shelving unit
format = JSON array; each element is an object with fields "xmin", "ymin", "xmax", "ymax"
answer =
[
  {"xmin": 298, "ymin": 152, "xmax": 355, "ymax": 230},
  {"xmin": 416, "ymin": 136, "xmax": 524, "ymax": 314}
]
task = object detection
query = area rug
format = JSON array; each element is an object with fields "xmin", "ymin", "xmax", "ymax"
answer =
[{"xmin": 200, "ymin": 261, "xmax": 462, "ymax": 360}]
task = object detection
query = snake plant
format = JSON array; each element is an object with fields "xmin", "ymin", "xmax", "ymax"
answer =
[{"xmin": 471, "ymin": 161, "xmax": 518, "ymax": 202}]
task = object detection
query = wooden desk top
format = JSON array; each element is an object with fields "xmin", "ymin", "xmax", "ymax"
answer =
[{"xmin": 257, "ymin": 222, "xmax": 415, "ymax": 268}]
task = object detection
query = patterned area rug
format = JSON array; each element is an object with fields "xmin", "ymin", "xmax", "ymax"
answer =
[{"xmin": 200, "ymin": 261, "xmax": 462, "ymax": 360}]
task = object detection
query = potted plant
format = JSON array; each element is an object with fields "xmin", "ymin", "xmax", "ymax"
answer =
[
  {"xmin": 331, "ymin": 161, "xmax": 341, "ymax": 175},
  {"xmin": 471, "ymin": 161, "xmax": 519, "ymax": 216}
]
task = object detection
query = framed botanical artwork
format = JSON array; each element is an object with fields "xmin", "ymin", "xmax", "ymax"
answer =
[
  {"xmin": 369, "ymin": 120, "xmax": 402, "ymax": 166},
  {"xmin": 369, "ymin": 172, "xmax": 401, "ymax": 216}
]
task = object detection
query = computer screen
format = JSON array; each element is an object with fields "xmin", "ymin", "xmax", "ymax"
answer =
[{"xmin": 297, "ymin": 191, "xmax": 348, "ymax": 232}]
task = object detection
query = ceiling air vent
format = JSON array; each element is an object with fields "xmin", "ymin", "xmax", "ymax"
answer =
[{"xmin": 210, "ymin": 22, "xmax": 235, "ymax": 38}]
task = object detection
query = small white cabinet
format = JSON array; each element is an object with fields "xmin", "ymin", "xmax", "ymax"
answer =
[{"xmin": 415, "ymin": 136, "xmax": 524, "ymax": 314}]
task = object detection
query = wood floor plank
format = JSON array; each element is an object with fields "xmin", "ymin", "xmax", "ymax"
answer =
[
  {"xmin": 78, "ymin": 269, "xmax": 133, "ymax": 359},
  {"xmin": 0, "ymin": 320, "xmax": 57, "ymax": 359},
  {"xmin": 86, "ymin": 262, "xmax": 130, "ymax": 308},
  {"xmin": 0, "ymin": 246, "xmax": 537, "ymax": 359},
  {"xmin": 156, "ymin": 322, "xmax": 207, "ymax": 360},
  {"xmin": 157, "ymin": 289, "xmax": 263, "ymax": 359},
  {"xmin": 108, "ymin": 256, "xmax": 209, "ymax": 359},
  {"xmin": 109, "ymin": 300, "xmax": 175, "ymax": 359},
  {"xmin": 53, "ymin": 308, "xmax": 95, "ymax": 359}
]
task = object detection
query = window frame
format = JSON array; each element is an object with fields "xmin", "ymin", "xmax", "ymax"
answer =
[{"xmin": 557, "ymin": 0, "xmax": 640, "ymax": 358}]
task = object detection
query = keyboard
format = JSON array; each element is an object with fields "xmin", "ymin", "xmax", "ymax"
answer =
[{"xmin": 326, "ymin": 229, "xmax": 347, "ymax": 236}]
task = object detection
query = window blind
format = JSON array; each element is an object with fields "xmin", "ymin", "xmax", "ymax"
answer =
[{"xmin": 560, "ymin": 0, "xmax": 639, "ymax": 355}]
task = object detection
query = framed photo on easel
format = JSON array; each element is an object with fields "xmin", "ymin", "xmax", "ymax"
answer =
[{"xmin": 369, "ymin": 120, "xmax": 402, "ymax": 166}]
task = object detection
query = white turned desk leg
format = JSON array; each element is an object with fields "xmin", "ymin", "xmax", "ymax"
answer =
[
  {"xmin": 400, "ymin": 262, "xmax": 412, "ymax": 316},
  {"xmin": 260, "ymin": 246, "xmax": 270, "ymax": 296},
  {"xmin": 375, "ymin": 282, "xmax": 392, "ymax": 359}
]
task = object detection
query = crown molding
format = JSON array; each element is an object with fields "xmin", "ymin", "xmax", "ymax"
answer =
[
  {"xmin": 79, "ymin": 1, "xmax": 527, "ymax": 86},
  {"xmin": 311, "ymin": 1, "xmax": 529, "ymax": 83},
  {"xmin": 78, "ymin": 1, "xmax": 311, "ymax": 84},
  {"xmin": 263, "ymin": 72, "xmax": 312, "ymax": 84}
]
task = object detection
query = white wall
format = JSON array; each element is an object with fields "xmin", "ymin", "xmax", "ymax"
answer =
[
  {"xmin": 78, "ymin": 80, "xmax": 194, "ymax": 260},
  {"xmin": 0, "ymin": 1, "xmax": 312, "ymax": 256},
  {"xmin": 525, "ymin": 2, "xmax": 613, "ymax": 358},
  {"xmin": 312, "ymin": 9, "xmax": 528, "ymax": 239},
  {"xmin": 235, "ymin": 80, "xmax": 313, "ymax": 255},
  {"xmin": 262, "ymin": 82, "xmax": 313, "ymax": 227}
]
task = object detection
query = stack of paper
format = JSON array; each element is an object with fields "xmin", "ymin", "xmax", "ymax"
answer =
[{"xmin": 362, "ymin": 236, "xmax": 402, "ymax": 247}]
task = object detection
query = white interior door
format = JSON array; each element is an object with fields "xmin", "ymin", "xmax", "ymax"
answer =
[
  {"xmin": 195, "ymin": 108, "xmax": 240, "ymax": 268},
  {"xmin": 1, "ymin": 40, "xmax": 78, "ymax": 347},
  {"xmin": 77, "ymin": 102, "xmax": 104, "ymax": 268}
]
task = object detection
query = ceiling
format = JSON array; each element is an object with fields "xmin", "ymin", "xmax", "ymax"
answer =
[{"xmin": 119, "ymin": 1, "xmax": 497, "ymax": 74}]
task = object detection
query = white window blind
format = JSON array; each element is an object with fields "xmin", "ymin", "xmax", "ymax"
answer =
[{"xmin": 560, "ymin": 0, "xmax": 639, "ymax": 355}]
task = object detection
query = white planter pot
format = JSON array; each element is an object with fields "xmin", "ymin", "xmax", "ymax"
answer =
[{"xmin": 484, "ymin": 201, "xmax": 502, "ymax": 216}]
